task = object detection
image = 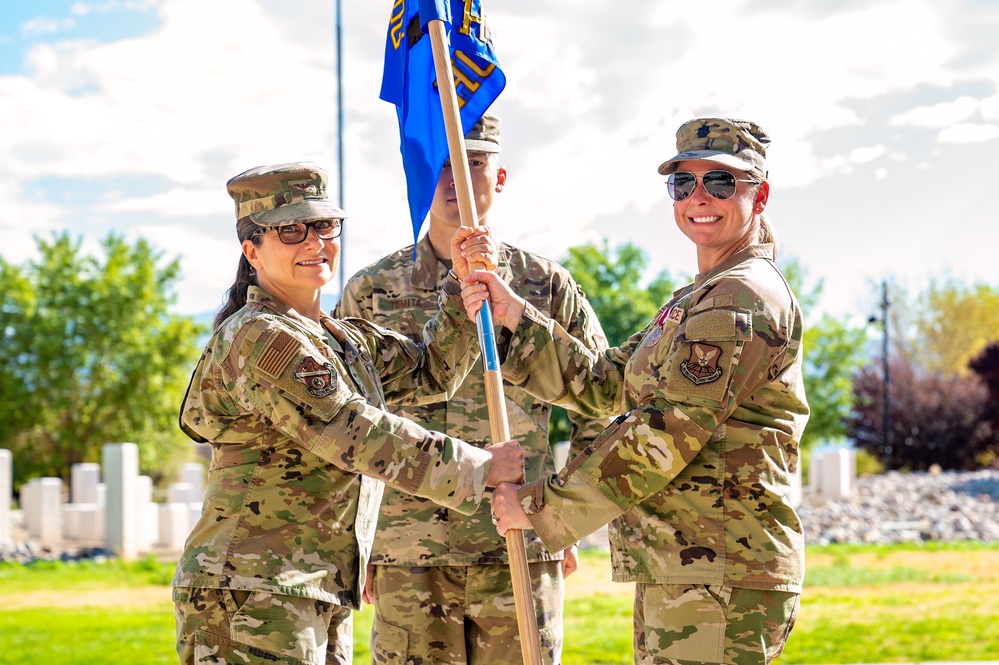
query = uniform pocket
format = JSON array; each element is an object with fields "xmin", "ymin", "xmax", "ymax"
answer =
[{"xmin": 371, "ymin": 615, "xmax": 410, "ymax": 665}]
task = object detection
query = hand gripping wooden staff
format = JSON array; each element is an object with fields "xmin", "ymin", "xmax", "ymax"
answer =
[{"xmin": 426, "ymin": 19, "xmax": 545, "ymax": 665}]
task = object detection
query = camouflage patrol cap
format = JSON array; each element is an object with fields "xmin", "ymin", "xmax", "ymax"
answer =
[
  {"xmin": 657, "ymin": 118, "xmax": 770, "ymax": 176},
  {"xmin": 464, "ymin": 112, "xmax": 501, "ymax": 153},
  {"xmin": 226, "ymin": 161, "xmax": 346, "ymax": 227}
]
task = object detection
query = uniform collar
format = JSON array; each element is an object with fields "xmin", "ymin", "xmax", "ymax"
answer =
[
  {"xmin": 246, "ymin": 285, "xmax": 325, "ymax": 337},
  {"xmin": 693, "ymin": 243, "xmax": 775, "ymax": 290}
]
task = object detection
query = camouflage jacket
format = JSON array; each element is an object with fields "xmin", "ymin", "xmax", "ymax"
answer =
[
  {"xmin": 503, "ymin": 245, "xmax": 809, "ymax": 592},
  {"xmin": 174, "ymin": 285, "xmax": 490, "ymax": 608},
  {"xmin": 335, "ymin": 235, "xmax": 611, "ymax": 565}
]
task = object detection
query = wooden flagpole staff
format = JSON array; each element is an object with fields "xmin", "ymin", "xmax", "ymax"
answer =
[{"xmin": 426, "ymin": 19, "xmax": 545, "ymax": 665}]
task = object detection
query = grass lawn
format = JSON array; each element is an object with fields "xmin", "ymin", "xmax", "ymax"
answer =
[{"xmin": 1, "ymin": 543, "xmax": 997, "ymax": 664}]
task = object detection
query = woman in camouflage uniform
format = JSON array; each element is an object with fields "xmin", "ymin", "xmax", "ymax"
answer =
[
  {"xmin": 462, "ymin": 119, "xmax": 808, "ymax": 665},
  {"xmin": 173, "ymin": 162, "xmax": 523, "ymax": 665}
]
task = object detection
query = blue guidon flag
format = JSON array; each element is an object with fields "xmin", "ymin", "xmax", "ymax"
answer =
[{"xmin": 380, "ymin": 0, "xmax": 506, "ymax": 245}]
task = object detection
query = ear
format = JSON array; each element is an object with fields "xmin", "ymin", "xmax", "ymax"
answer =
[
  {"xmin": 495, "ymin": 166, "xmax": 507, "ymax": 192},
  {"xmin": 754, "ymin": 180, "xmax": 770, "ymax": 213},
  {"xmin": 242, "ymin": 239, "xmax": 261, "ymax": 270}
]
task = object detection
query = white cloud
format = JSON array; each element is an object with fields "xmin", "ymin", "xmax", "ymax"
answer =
[
  {"xmin": 936, "ymin": 123, "xmax": 999, "ymax": 144},
  {"xmin": 98, "ymin": 187, "xmax": 229, "ymax": 217},
  {"xmin": 889, "ymin": 96, "xmax": 980, "ymax": 129},
  {"xmin": 849, "ymin": 146, "xmax": 888, "ymax": 164},
  {"xmin": 21, "ymin": 17, "xmax": 76, "ymax": 37},
  {"xmin": 71, "ymin": 0, "xmax": 160, "ymax": 16}
]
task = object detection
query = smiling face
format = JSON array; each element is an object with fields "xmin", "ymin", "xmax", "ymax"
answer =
[
  {"xmin": 242, "ymin": 222, "xmax": 339, "ymax": 313},
  {"xmin": 671, "ymin": 160, "xmax": 769, "ymax": 272}
]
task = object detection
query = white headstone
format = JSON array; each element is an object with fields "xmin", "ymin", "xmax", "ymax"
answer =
[
  {"xmin": 819, "ymin": 448, "xmax": 853, "ymax": 499},
  {"xmin": 180, "ymin": 463, "xmax": 205, "ymax": 504},
  {"xmin": 78, "ymin": 504, "xmax": 104, "ymax": 542},
  {"xmin": 158, "ymin": 503, "xmax": 191, "ymax": 552},
  {"xmin": 63, "ymin": 504, "xmax": 81, "ymax": 540},
  {"xmin": 70, "ymin": 463, "xmax": 101, "ymax": 504},
  {"xmin": 168, "ymin": 482, "xmax": 197, "ymax": 505},
  {"xmin": 103, "ymin": 442, "xmax": 140, "ymax": 560},
  {"xmin": 134, "ymin": 475, "xmax": 155, "ymax": 552},
  {"xmin": 21, "ymin": 478, "xmax": 41, "ymax": 536},
  {"xmin": 0, "ymin": 450, "xmax": 11, "ymax": 547},
  {"xmin": 36, "ymin": 478, "xmax": 64, "ymax": 544}
]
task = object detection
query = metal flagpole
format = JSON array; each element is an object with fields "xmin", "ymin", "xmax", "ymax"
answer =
[
  {"xmin": 426, "ymin": 18, "xmax": 544, "ymax": 665},
  {"xmin": 336, "ymin": 0, "xmax": 346, "ymax": 294}
]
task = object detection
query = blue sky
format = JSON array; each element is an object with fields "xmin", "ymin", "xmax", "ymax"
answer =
[{"xmin": 1, "ymin": 0, "xmax": 998, "ymax": 324}]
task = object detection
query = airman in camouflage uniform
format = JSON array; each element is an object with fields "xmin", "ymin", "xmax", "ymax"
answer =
[
  {"xmin": 173, "ymin": 162, "xmax": 524, "ymax": 665},
  {"xmin": 482, "ymin": 119, "xmax": 809, "ymax": 665},
  {"xmin": 335, "ymin": 113, "xmax": 611, "ymax": 664}
]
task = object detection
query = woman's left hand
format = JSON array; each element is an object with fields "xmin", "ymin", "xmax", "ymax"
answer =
[
  {"xmin": 450, "ymin": 225, "xmax": 497, "ymax": 280},
  {"xmin": 490, "ymin": 481, "xmax": 533, "ymax": 536}
]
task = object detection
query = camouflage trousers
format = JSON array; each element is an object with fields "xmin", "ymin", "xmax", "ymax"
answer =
[
  {"xmin": 173, "ymin": 587, "xmax": 353, "ymax": 665},
  {"xmin": 632, "ymin": 583, "xmax": 799, "ymax": 665},
  {"xmin": 369, "ymin": 561, "xmax": 564, "ymax": 664}
]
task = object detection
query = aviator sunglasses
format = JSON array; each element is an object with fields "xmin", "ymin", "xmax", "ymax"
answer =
[
  {"xmin": 252, "ymin": 218, "xmax": 343, "ymax": 244},
  {"xmin": 666, "ymin": 170, "xmax": 758, "ymax": 201}
]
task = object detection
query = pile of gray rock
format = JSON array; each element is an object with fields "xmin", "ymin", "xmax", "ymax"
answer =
[{"xmin": 798, "ymin": 469, "xmax": 999, "ymax": 545}]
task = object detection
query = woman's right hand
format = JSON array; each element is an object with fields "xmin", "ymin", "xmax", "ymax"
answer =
[
  {"xmin": 484, "ymin": 439, "xmax": 525, "ymax": 487},
  {"xmin": 461, "ymin": 271, "xmax": 526, "ymax": 332}
]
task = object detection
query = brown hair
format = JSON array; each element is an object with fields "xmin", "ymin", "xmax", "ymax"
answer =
[{"xmin": 214, "ymin": 218, "xmax": 263, "ymax": 330}]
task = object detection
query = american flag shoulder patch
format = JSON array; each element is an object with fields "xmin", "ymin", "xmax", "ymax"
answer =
[{"xmin": 257, "ymin": 330, "xmax": 298, "ymax": 380}]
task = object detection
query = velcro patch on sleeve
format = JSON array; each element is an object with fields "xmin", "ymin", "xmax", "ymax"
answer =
[
  {"xmin": 665, "ymin": 340, "xmax": 737, "ymax": 405},
  {"xmin": 256, "ymin": 330, "xmax": 299, "ymax": 381},
  {"xmin": 684, "ymin": 309, "xmax": 738, "ymax": 340},
  {"xmin": 665, "ymin": 309, "xmax": 746, "ymax": 406}
]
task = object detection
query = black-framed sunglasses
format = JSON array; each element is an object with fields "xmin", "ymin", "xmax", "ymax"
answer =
[
  {"xmin": 252, "ymin": 218, "xmax": 343, "ymax": 244},
  {"xmin": 666, "ymin": 170, "xmax": 758, "ymax": 201}
]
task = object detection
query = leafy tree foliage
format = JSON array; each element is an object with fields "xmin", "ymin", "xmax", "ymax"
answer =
[
  {"xmin": 780, "ymin": 257, "xmax": 867, "ymax": 449},
  {"xmin": 547, "ymin": 241, "xmax": 686, "ymax": 443},
  {"xmin": 970, "ymin": 343, "xmax": 999, "ymax": 450},
  {"xmin": 561, "ymin": 240, "xmax": 686, "ymax": 347},
  {"xmin": 885, "ymin": 276, "xmax": 999, "ymax": 377},
  {"xmin": 0, "ymin": 233, "xmax": 206, "ymax": 488},
  {"xmin": 848, "ymin": 356, "xmax": 998, "ymax": 471},
  {"xmin": 846, "ymin": 277, "xmax": 999, "ymax": 470}
]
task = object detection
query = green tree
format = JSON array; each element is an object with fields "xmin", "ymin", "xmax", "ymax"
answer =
[
  {"xmin": 902, "ymin": 277, "xmax": 999, "ymax": 377},
  {"xmin": 0, "ymin": 232, "xmax": 207, "ymax": 488},
  {"xmin": 547, "ymin": 240, "xmax": 686, "ymax": 443},
  {"xmin": 562, "ymin": 240, "xmax": 686, "ymax": 347},
  {"xmin": 780, "ymin": 257, "xmax": 867, "ymax": 449}
]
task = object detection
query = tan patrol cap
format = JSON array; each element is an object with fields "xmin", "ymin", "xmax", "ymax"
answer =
[
  {"xmin": 657, "ymin": 118, "xmax": 770, "ymax": 176},
  {"xmin": 465, "ymin": 112, "xmax": 501, "ymax": 153},
  {"xmin": 226, "ymin": 161, "xmax": 346, "ymax": 227}
]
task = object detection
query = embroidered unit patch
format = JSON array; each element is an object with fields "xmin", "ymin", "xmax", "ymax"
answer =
[
  {"xmin": 294, "ymin": 357, "xmax": 338, "ymax": 397},
  {"xmin": 680, "ymin": 342, "xmax": 724, "ymax": 385}
]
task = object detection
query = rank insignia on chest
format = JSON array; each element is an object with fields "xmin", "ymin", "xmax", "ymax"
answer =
[
  {"xmin": 294, "ymin": 356, "xmax": 339, "ymax": 397},
  {"xmin": 680, "ymin": 342, "xmax": 724, "ymax": 385}
]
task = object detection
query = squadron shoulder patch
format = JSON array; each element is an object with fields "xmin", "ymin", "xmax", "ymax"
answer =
[
  {"xmin": 680, "ymin": 342, "xmax": 723, "ymax": 385},
  {"xmin": 294, "ymin": 357, "xmax": 339, "ymax": 397}
]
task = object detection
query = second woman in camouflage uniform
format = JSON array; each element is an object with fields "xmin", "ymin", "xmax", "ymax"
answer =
[{"xmin": 464, "ymin": 119, "xmax": 809, "ymax": 665}]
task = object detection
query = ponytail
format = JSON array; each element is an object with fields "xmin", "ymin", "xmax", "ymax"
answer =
[
  {"xmin": 747, "ymin": 169, "xmax": 778, "ymax": 260},
  {"xmin": 757, "ymin": 213, "xmax": 778, "ymax": 260},
  {"xmin": 214, "ymin": 218, "xmax": 263, "ymax": 330}
]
